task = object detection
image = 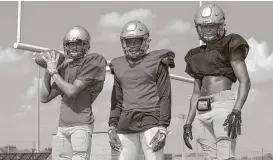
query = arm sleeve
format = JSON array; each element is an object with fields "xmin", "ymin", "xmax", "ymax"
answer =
[
  {"xmin": 156, "ymin": 62, "xmax": 172, "ymax": 128},
  {"xmin": 108, "ymin": 68, "xmax": 123, "ymax": 128}
]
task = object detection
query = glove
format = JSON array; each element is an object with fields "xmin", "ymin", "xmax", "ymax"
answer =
[
  {"xmin": 183, "ymin": 124, "xmax": 193, "ymax": 150},
  {"xmin": 149, "ymin": 126, "xmax": 167, "ymax": 152},
  {"xmin": 223, "ymin": 109, "xmax": 242, "ymax": 139},
  {"xmin": 41, "ymin": 50, "xmax": 60, "ymax": 75},
  {"xmin": 162, "ymin": 56, "xmax": 175, "ymax": 68},
  {"xmin": 108, "ymin": 126, "xmax": 122, "ymax": 152}
]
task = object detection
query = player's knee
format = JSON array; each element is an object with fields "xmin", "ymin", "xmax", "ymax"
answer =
[
  {"xmin": 203, "ymin": 152, "xmax": 217, "ymax": 160},
  {"xmin": 216, "ymin": 139, "xmax": 236, "ymax": 160},
  {"xmin": 196, "ymin": 138, "xmax": 217, "ymax": 160},
  {"xmin": 72, "ymin": 151, "xmax": 89, "ymax": 160},
  {"xmin": 217, "ymin": 150, "xmax": 235, "ymax": 160},
  {"xmin": 58, "ymin": 152, "xmax": 72, "ymax": 160}
]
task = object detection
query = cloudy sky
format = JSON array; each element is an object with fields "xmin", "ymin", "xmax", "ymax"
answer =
[{"xmin": 0, "ymin": 1, "xmax": 273, "ymax": 157}]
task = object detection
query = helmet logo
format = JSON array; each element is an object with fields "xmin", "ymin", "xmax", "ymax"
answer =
[
  {"xmin": 202, "ymin": 19, "xmax": 212, "ymax": 23},
  {"xmin": 126, "ymin": 23, "xmax": 137, "ymax": 31},
  {"xmin": 201, "ymin": 7, "xmax": 212, "ymax": 18}
]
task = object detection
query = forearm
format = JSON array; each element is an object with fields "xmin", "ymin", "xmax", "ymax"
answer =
[
  {"xmin": 159, "ymin": 96, "xmax": 171, "ymax": 128},
  {"xmin": 109, "ymin": 78, "xmax": 123, "ymax": 128},
  {"xmin": 108, "ymin": 98, "xmax": 123, "ymax": 128},
  {"xmin": 233, "ymin": 80, "xmax": 251, "ymax": 111},
  {"xmin": 185, "ymin": 94, "xmax": 200, "ymax": 124},
  {"xmin": 109, "ymin": 106, "xmax": 122, "ymax": 128},
  {"xmin": 40, "ymin": 72, "xmax": 51, "ymax": 101},
  {"xmin": 52, "ymin": 73, "xmax": 77, "ymax": 98},
  {"xmin": 156, "ymin": 63, "xmax": 172, "ymax": 128}
]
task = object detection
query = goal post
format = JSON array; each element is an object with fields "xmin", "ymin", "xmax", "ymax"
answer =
[{"xmin": 13, "ymin": 41, "xmax": 194, "ymax": 83}]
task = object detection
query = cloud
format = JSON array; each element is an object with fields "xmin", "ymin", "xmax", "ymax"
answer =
[
  {"xmin": 0, "ymin": 47, "xmax": 37, "ymax": 77},
  {"xmin": 245, "ymin": 37, "xmax": 273, "ymax": 83},
  {"xmin": 0, "ymin": 47, "xmax": 31, "ymax": 64},
  {"xmin": 26, "ymin": 76, "xmax": 43, "ymax": 100},
  {"xmin": 232, "ymin": 87, "xmax": 261, "ymax": 105},
  {"xmin": 96, "ymin": 8, "xmax": 157, "ymax": 42},
  {"xmin": 152, "ymin": 38, "xmax": 171, "ymax": 50},
  {"xmin": 14, "ymin": 112, "xmax": 27, "ymax": 119},
  {"xmin": 14, "ymin": 104, "xmax": 33, "ymax": 119},
  {"xmin": 94, "ymin": 30, "xmax": 120, "ymax": 43},
  {"xmin": 98, "ymin": 8, "xmax": 156, "ymax": 29},
  {"xmin": 157, "ymin": 19, "xmax": 193, "ymax": 36},
  {"xmin": 20, "ymin": 104, "xmax": 32, "ymax": 110}
]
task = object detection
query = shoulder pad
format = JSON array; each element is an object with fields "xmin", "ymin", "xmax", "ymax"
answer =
[
  {"xmin": 150, "ymin": 49, "xmax": 175, "ymax": 58},
  {"xmin": 184, "ymin": 47, "xmax": 199, "ymax": 64},
  {"xmin": 149, "ymin": 49, "xmax": 176, "ymax": 68},
  {"xmin": 109, "ymin": 56, "xmax": 125, "ymax": 74},
  {"xmin": 228, "ymin": 33, "xmax": 249, "ymax": 60},
  {"xmin": 81, "ymin": 53, "xmax": 107, "ymax": 69}
]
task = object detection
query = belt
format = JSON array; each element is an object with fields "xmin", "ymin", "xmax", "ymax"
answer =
[{"xmin": 198, "ymin": 96, "xmax": 217, "ymax": 103}]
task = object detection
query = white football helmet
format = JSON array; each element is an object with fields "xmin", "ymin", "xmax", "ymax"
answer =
[
  {"xmin": 120, "ymin": 20, "xmax": 151, "ymax": 61},
  {"xmin": 195, "ymin": 4, "xmax": 226, "ymax": 43},
  {"xmin": 63, "ymin": 26, "xmax": 90, "ymax": 59}
]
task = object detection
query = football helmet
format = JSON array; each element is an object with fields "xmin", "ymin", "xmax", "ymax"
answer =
[
  {"xmin": 120, "ymin": 20, "xmax": 150, "ymax": 61},
  {"xmin": 194, "ymin": 4, "xmax": 226, "ymax": 43},
  {"xmin": 63, "ymin": 26, "xmax": 90, "ymax": 59}
]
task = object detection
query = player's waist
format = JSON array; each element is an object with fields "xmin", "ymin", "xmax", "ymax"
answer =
[
  {"xmin": 122, "ymin": 105, "xmax": 160, "ymax": 112},
  {"xmin": 198, "ymin": 90, "xmax": 235, "ymax": 103}
]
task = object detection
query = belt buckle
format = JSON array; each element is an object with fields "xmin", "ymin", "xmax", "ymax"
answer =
[{"xmin": 197, "ymin": 97, "xmax": 212, "ymax": 111}]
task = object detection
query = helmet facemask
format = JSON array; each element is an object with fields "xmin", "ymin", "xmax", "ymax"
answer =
[
  {"xmin": 63, "ymin": 39, "xmax": 90, "ymax": 60},
  {"xmin": 121, "ymin": 34, "xmax": 150, "ymax": 61},
  {"xmin": 196, "ymin": 23, "xmax": 225, "ymax": 44}
]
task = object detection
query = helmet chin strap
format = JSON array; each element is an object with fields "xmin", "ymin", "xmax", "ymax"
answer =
[
  {"xmin": 64, "ymin": 41, "xmax": 89, "ymax": 59},
  {"xmin": 124, "ymin": 49, "xmax": 147, "ymax": 66}
]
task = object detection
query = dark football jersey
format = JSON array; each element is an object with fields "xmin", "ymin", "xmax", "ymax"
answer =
[
  {"xmin": 57, "ymin": 53, "xmax": 107, "ymax": 127},
  {"xmin": 185, "ymin": 33, "xmax": 249, "ymax": 82},
  {"xmin": 109, "ymin": 49, "xmax": 175, "ymax": 133}
]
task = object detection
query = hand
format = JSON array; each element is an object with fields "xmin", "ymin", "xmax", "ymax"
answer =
[
  {"xmin": 108, "ymin": 126, "xmax": 122, "ymax": 152},
  {"xmin": 167, "ymin": 57, "xmax": 175, "ymax": 68},
  {"xmin": 149, "ymin": 127, "xmax": 167, "ymax": 152},
  {"xmin": 183, "ymin": 124, "xmax": 193, "ymax": 150},
  {"xmin": 42, "ymin": 50, "xmax": 60, "ymax": 75},
  {"xmin": 223, "ymin": 109, "xmax": 242, "ymax": 139},
  {"xmin": 162, "ymin": 57, "xmax": 175, "ymax": 68}
]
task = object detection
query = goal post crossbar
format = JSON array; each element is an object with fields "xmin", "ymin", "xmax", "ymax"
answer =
[{"xmin": 13, "ymin": 42, "xmax": 194, "ymax": 83}]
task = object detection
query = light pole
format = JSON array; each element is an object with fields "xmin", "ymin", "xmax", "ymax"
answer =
[{"xmin": 178, "ymin": 114, "xmax": 187, "ymax": 153}]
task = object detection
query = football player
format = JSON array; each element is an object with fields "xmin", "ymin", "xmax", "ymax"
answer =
[
  {"xmin": 39, "ymin": 26, "xmax": 107, "ymax": 160},
  {"xmin": 108, "ymin": 20, "xmax": 175, "ymax": 160},
  {"xmin": 183, "ymin": 4, "xmax": 251, "ymax": 160}
]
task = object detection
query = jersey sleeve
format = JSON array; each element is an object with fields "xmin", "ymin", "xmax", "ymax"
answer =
[
  {"xmin": 228, "ymin": 34, "xmax": 250, "ymax": 61},
  {"xmin": 160, "ymin": 49, "xmax": 176, "ymax": 68},
  {"xmin": 108, "ymin": 72, "xmax": 123, "ymax": 128},
  {"xmin": 156, "ymin": 62, "xmax": 172, "ymax": 127},
  {"xmin": 76, "ymin": 53, "xmax": 107, "ymax": 86},
  {"xmin": 184, "ymin": 50, "xmax": 202, "ymax": 80}
]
